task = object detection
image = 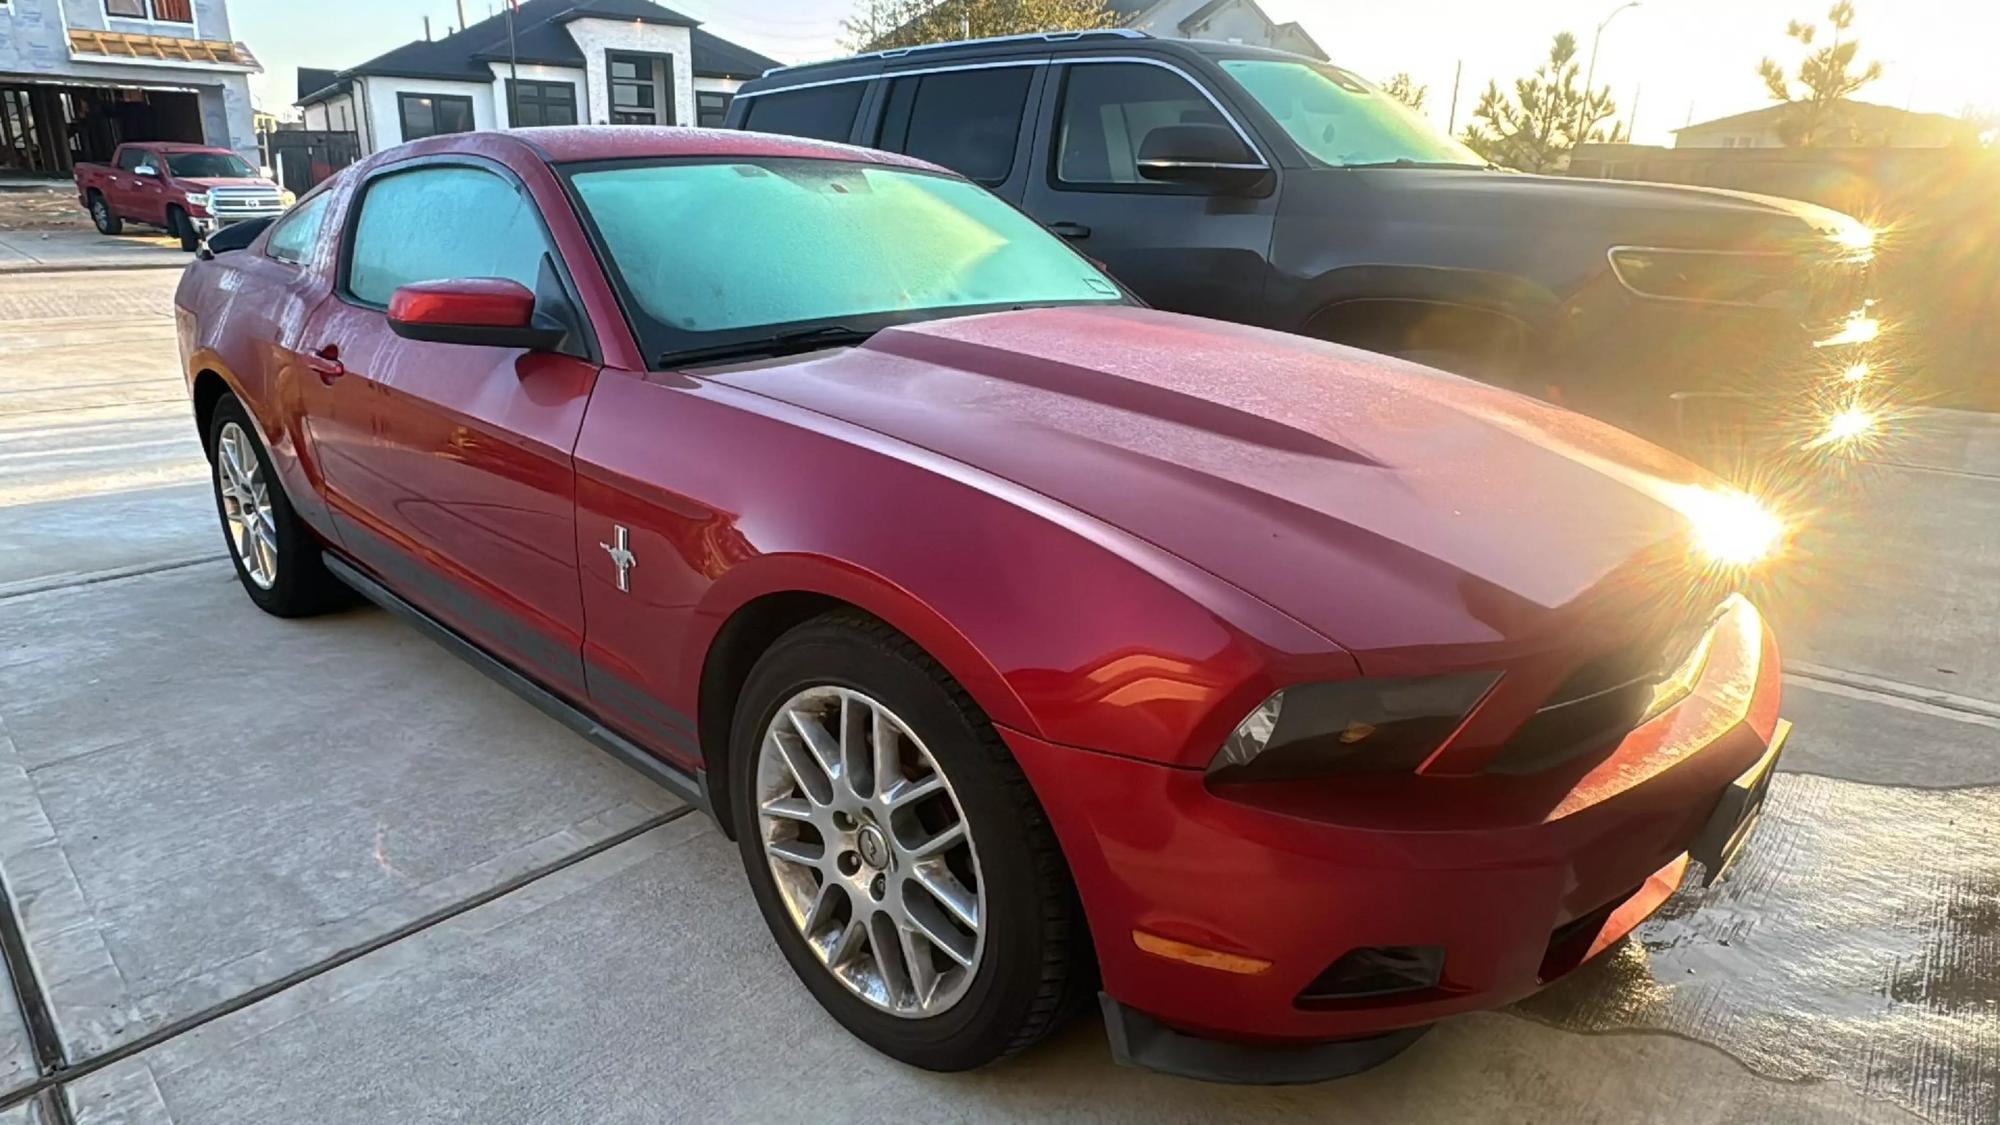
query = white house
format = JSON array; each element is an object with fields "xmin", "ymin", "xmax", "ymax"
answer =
[
  {"xmin": 1105, "ymin": 0, "xmax": 1326, "ymax": 59},
  {"xmin": 297, "ymin": 0, "xmax": 779, "ymax": 155}
]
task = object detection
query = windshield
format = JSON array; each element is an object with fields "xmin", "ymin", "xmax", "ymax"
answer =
[
  {"xmin": 569, "ymin": 158, "xmax": 1127, "ymax": 363},
  {"xmin": 1220, "ymin": 59, "xmax": 1487, "ymax": 169},
  {"xmin": 165, "ymin": 152, "xmax": 257, "ymax": 178}
]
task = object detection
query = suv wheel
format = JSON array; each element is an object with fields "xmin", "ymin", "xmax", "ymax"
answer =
[
  {"xmin": 89, "ymin": 193, "xmax": 122, "ymax": 236},
  {"xmin": 730, "ymin": 612, "xmax": 1091, "ymax": 1071}
]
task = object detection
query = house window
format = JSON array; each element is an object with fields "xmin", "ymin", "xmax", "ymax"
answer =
[
  {"xmin": 397, "ymin": 93, "xmax": 475, "ymax": 142},
  {"xmin": 508, "ymin": 80, "xmax": 577, "ymax": 128},
  {"xmin": 609, "ymin": 52, "xmax": 671, "ymax": 125},
  {"xmin": 105, "ymin": 0, "xmax": 194, "ymax": 22},
  {"xmin": 696, "ymin": 91, "xmax": 732, "ymax": 128}
]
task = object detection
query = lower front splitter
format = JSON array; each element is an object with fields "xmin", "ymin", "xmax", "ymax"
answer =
[{"xmin": 1100, "ymin": 994, "xmax": 1430, "ymax": 1084}]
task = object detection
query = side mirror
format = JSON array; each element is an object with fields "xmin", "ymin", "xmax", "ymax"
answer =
[
  {"xmin": 387, "ymin": 278, "xmax": 566, "ymax": 350},
  {"xmin": 134, "ymin": 164, "xmax": 159, "ymax": 177},
  {"xmin": 1135, "ymin": 124, "xmax": 1269, "ymax": 189}
]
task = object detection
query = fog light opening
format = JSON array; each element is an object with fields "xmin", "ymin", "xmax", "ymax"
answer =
[{"xmin": 1296, "ymin": 945, "xmax": 1446, "ymax": 1006}]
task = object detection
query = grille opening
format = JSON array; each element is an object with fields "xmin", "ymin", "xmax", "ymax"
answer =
[
  {"xmin": 1538, "ymin": 884, "xmax": 1642, "ymax": 983},
  {"xmin": 1296, "ymin": 945, "xmax": 1445, "ymax": 1008}
]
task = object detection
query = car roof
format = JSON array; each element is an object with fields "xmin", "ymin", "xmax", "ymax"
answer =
[
  {"xmin": 399, "ymin": 125, "xmax": 947, "ymax": 174},
  {"xmin": 130, "ymin": 142, "xmax": 234, "ymax": 152},
  {"xmin": 739, "ymin": 30, "xmax": 1321, "ymax": 95}
]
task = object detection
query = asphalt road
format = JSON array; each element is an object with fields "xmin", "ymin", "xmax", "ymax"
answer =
[{"xmin": 0, "ymin": 269, "xmax": 1994, "ymax": 1124}]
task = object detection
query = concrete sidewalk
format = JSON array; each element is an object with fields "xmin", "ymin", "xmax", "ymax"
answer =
[{"xmin": 0, "ymin": 231, "xmax": 186, "ymax": 274}]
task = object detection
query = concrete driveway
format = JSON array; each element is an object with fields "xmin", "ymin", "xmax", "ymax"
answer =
[{"xmin": 0, "ymin": 269, "xmax": 1994, "ymax": 1124}]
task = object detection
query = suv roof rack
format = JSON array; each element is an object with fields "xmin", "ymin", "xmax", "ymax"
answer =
[{"xmin": 762, "ymin": 28, "xmax": 1149, "ymax": 78}]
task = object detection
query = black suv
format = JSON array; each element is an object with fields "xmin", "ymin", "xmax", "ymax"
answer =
[{"xmin": 726, "ymin": 30, "xmax": 1880, "ymax": 452}]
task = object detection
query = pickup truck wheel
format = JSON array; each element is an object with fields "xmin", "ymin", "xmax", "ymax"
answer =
[
  {"xmin": 89, "ymin": 193, "xmax": 122, "ymax": 236},
  {"xmin": 169, "ymin": 207, "xmax": 201, "ymax": 252},
  {"xmin": 730, "ymin": 612, "xmax": 1092, "ymax": 1071},
  {"xmin": 206, "ymin": 394, "xmax": 347, "ymax": 617}
]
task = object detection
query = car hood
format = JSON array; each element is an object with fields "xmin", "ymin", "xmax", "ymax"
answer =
[
  {"xmin": 710, "ymin": 307, "xmax": 1733, "ymax": 670},
  {"xmin": 1328, "ymin": 166, "xmax": 1861, "ymax": 252}
]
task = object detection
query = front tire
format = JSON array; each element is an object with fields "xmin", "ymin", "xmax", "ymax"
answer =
[
  {"xmin": 169, "ymin": 207, "xmax": 201, "ymax": 252},
  {"xmin": 89, "ymin": 192, "xmax": 122, "ymax": 235},
  {"xmin": 206, "ymin": 394, "xmax": 346, "ymax": 617},
  {"xmin": 730, "ymin": 612, "xmax": 1091, "ymax": 1071}
]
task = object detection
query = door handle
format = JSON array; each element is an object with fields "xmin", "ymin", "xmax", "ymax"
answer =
[
  {"xmin": 1048, "ymin": 221, "xmax": 1091, "ymax": 239},
  {"xmin": 305, "ymin": 345, "xmax": 345, "ymax": 384}
]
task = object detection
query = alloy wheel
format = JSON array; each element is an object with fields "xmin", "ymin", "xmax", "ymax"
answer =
[
  {"xmin": 215, "ymin": 421, "xmax": 278, "ymax": 589},
  {"xmin": 755, "ymin": 685, "xmax": 986, "ymax": 1018}
]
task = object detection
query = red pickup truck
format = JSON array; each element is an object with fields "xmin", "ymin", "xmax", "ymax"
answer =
[{"xmin": 76, "ymin": 142, "xmax": 291, "ymax": 251}]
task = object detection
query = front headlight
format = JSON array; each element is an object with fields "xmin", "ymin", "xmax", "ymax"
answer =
[
  {"xmin": 1607, "ymin": 247, "xmax": 1802, "ymax": 308},
  {"xmin": 184, "ymin": 191, "xmax": 210, "ymax": 209},
  {"xmin": 279, "ymin": 189, "xmax": 296, "ymax": 207},
  {"xmin": 1207, "ymin": 673, "xmax": 1498, "ymax": 783}
]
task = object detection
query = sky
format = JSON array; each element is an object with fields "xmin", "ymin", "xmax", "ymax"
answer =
[{"xmin": 236, "ymin": 0, "xmax": 2000, "ymax": 145}]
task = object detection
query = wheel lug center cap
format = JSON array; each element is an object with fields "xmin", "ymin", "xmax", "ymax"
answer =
[{"xmin": 855, "ymin": 824, "xmax": 890, "ymax": 871}]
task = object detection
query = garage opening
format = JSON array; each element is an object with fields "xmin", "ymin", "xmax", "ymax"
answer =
[{"xmin": 0, "ymin": 83, "xmax": 203, "ymax": 176}]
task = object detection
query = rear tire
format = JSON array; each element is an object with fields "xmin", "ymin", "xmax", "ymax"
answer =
[
  {"xmin": 169, "ymin": 207, "xmax": 201, "ymax": 252},
  {"xmin": 206, "ymin": 394, "xmax": 348, "ymax": 617},
  {"xmin": 89, "ymin": 192, "xmax": 122, "ymax": 236},
  {"xmin": 730, "ymin": 611, "xmax": 1092, "ymax": 1071}
]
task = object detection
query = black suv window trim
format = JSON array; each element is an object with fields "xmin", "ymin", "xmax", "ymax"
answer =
[{"xmin": 738, "ymin": 54, "xmax": 1268, "ymax": 167}]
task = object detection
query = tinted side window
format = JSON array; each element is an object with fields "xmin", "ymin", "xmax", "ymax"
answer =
[
  {"xmin": 116, "ymin": 148, "xmax": 150, "ymax": 172},
  {"xmin": 1054, "ymin": 62, "xmax": 1246, "ymax": 186},
  {"xmin": 346, "ymin": 166, "xmax": 551, "ymax": 307},
  {"xmin": 741, "ymin": 84, "xmax": 865, "ymax": 142},
  {"xmin": 265, "ymin": 192, "xmax": 333, "ymax": 266},
  {"xmin": 876, "ymin": 67, "xmax": 1034, "ymax": 185}
]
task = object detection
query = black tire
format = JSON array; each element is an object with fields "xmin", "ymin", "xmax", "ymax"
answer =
[
  {"xmin": 169, "ymin": 207, "xmax": 201, "ymax": 252},
  {"xmin": 206, "ymin": 394, "xmax": 348, "ymax": 617},
  {"xmin": 88, "ymin": 192, "xmax": 122, "ymax": 236},
  {"xmin": 730, "ymin": 612, "xmax": 1093, "ymax": 1071}
]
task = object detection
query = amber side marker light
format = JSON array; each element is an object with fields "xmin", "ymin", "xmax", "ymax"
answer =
[{"xmin": 1133, "ymin": 930, "xmax": 1273, "ymax": 975}]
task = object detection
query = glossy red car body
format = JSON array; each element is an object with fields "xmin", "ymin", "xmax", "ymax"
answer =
[{"xmin": 175, "ymin": 127, "xmax": 1785, "ymax": 1074}]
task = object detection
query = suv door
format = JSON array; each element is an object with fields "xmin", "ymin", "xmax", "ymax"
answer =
[
  {"xmin": 301, "ymin": 158, "xmax": 599, "ymax": 697},
  {"xmin": 867, "ymin": 59, "xmax": 1047, "ymax": 204},
  {"xmin": 1020, "ymin": 57, "xmax": 1280, "ymax": 324}
]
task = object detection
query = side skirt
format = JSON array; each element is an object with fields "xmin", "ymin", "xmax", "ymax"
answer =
[{"xmin": 323, "ymin": 551, "xmax": 712, "ymax": 816}]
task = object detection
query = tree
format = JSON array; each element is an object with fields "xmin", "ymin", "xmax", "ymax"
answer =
[
  {"xmin": 1756, "ymin": 2, "xmax": 1884, "ymax": 146},
  {"xmin": 1383, "ymin": 73, "xmax": 1428, "ymax": 113},
  {"xmin": 1460, "ymin": 33, "xmax": 1619, "ymax": 172},
  {"xmin": 842, "ymin": 0, "xmax": 1117, "ymax": 53}
]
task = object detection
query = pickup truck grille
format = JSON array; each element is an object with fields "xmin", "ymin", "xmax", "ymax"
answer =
[{"xmin": 205, "ymin": 186, "xmax": 285, "ymax": 222}]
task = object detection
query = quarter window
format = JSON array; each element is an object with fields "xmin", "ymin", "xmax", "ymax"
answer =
[
  {"xmin": 397, "ymin": 93, "xmax": 475, "ymax": 142},
  {"xmin": 346, "ymin": 165, "xmax": 552, "ymax": 307},
  {"xmin": 508, "ymin": 80, "xmax": 577, "ymax": 127},
  {"xmin": 1053, "ymin": 62, "xmax": 1248, "ymax": 186},
  {"xmin": 265, "ymin": 191, "xmax": 333, "ymax": 266},
  {"xmin": 739, "ymin": 84, "xmax": 864, "ymax": 143},
  {"xmin": 876, "ymin": 66, "xmax": 1034, "ymax": 185}
]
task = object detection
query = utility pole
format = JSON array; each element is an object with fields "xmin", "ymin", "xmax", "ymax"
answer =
[
  {"xmin": 505, "ymin": 0, "xmax": 519, "ymax": 126},
  {"xmin": 456, "ymin": 1, "xmax": 468, "ymax": 32},
  {"xmin": 1628, "ymin": 84, "xmax": 1642, "ymax": 142},
  {"xmin": 423, "ymin": 15, "xmax": 432, "ymax": 41},
  {"xmin": 1446, "ymin": 59, "xmax": 1462, "ymax": 133},
  {"xmin": 1581, "ymin": 2, "xmax": 1642, "ymax": 140}
]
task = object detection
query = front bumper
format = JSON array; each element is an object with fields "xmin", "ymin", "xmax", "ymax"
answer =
[{"xmin": 1004, "ymin": 599, "xmax": 1786, "ymax": 1081}]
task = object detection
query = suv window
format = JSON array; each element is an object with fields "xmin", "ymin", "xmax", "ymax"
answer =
[
  {"xmin": 116, "ymin": 147, "xmax": 151, "ymax": 172},
  {"xmin": 346, "ymin": 165, "xmax": 551, "ymax": 307},
  {"xmin": 740, "ymin": 84, "xmax": 864, "ymax": 143},
  {"xmin": 1053, "ymin": 62, "xmax": 1250, "ymax": 187},
  {"xmin": 876, "ymin": 66, "xmax": 1035, "ymax": 185},
  {"xmin": 265, "ymin": 192, "xmax": 333, "ymax": 266}
]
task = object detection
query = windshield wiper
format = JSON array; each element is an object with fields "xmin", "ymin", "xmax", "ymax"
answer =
[
  {"xmin": 1343, "ymin": 159, "xmax": 1496, "ymax": 170},
  {"xmin": 659, "ymin": 325, "xmax": 879, "ymax": 368}
]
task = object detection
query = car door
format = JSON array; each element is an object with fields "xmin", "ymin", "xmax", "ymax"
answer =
[
  {"xmin": 301, "ymin": 157, "xmax": 599, "ymax": 698},
  {"xmin": 865, "ymin": 57, "xmax": 1048, "ymax": 206},
  {"xmin": 113, "ymin": 147, "xmax": 163, "ymax": 224},
  {"xmin": 1020, "ymin": 57, "xmax": 1281, "ymax": 325}
]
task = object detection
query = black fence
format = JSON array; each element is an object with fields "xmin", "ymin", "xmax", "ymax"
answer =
[
  {"xmin": 261, "ymin": 129, "xmax": 360, "ymax": 196},
  {"xmin": 1569, "ymin": 144, "xmax": 2000, "ymax": 410}
]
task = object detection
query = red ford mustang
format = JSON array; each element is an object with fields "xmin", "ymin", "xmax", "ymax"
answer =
[{"xmin": 176, "ymin": 127, "xmax": 1789, "ymax": 1083}]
